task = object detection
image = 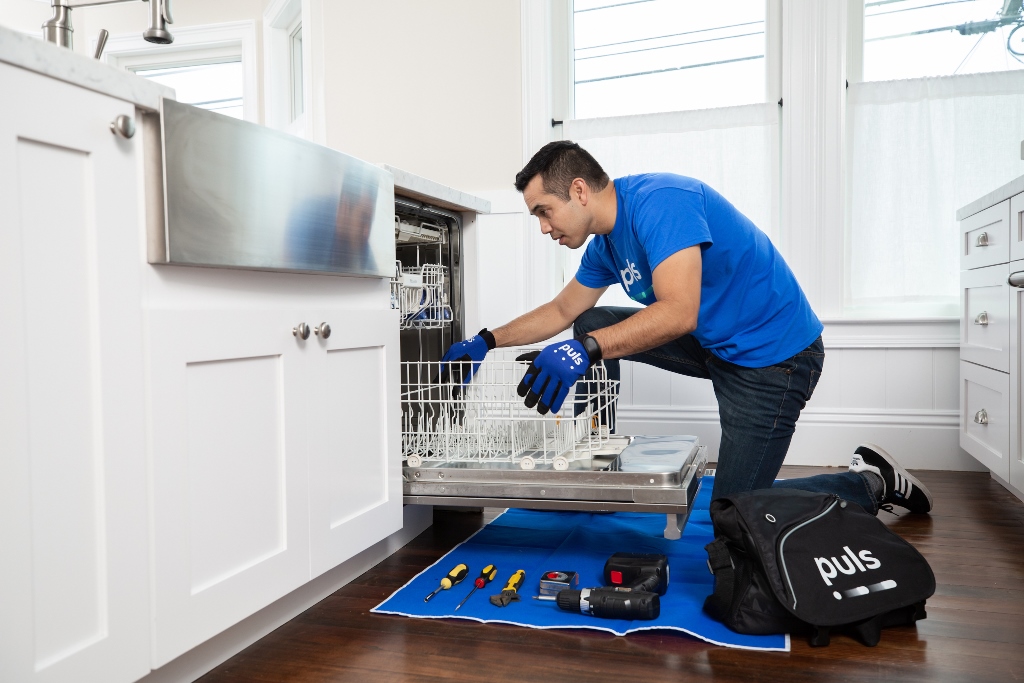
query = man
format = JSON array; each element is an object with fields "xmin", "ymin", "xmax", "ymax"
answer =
[{"xmin": 441, "ymin": 141, "xmax": 932, "ymax": 516}]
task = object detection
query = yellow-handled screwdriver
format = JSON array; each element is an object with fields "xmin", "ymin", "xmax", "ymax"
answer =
[
  {"xmin": 455, "ymin": 564, "xmax": 498, "ymax": 611},
  {"xmin": 423, "ymin": 563, "xmax": 469, "ymax": 603}
]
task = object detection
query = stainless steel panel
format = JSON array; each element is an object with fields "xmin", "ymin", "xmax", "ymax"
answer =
[{"xmin": 154, "ymin": 98, "xmax": 395, "ymax": 277}]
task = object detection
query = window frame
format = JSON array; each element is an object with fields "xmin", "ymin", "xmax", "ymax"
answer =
[
  {"xmin": 263, "ymin": 0, "xmax": 311, "ymax": 138},
  {"xmin": 554, "ymin": 0, "xmax": 782, "ymax": 123},
  {"xmin": 100, "ymin": 21, "xmax": 259, "ymax": 123}
]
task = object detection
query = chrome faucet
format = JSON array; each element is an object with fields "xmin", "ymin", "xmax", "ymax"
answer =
[{"xmin": 43, "ymin": 0, "xmax": 173, "ymax": 56}]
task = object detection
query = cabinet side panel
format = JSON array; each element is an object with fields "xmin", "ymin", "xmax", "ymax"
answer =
[
  {"xmin": 186, "ymin": 355, "xmax": 286, "ymax": 594},
  {"xmin": 18, "ymin": 138, "xmax": 107, "ymax": 671},
  {"xmin": 326, "ymin": 346, "xmax": 388, "ymax": 526}
]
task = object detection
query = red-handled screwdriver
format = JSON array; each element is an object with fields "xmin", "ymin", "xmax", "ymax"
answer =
[{"xmin": 455, "ymin": 564, "xmax": 498, "ymax": 611}]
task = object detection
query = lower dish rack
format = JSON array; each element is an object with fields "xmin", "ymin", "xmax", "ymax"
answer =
[{"xmin": 401, "ymin": 349, "xmax": 706, "ymax": 539}]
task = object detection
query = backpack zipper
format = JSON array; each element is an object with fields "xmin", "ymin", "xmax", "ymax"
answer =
[{"xmin": 778, "ymin": 495, "xmax": 839, "ymax": 610}]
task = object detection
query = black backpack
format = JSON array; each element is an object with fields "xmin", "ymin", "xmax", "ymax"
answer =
[{"xmin": 703, "ymin": 488, "xmax": 935, "ymax": 647}]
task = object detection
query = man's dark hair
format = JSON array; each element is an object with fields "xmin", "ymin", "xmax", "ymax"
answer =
[{"xmin": 514, "ymin": 140, "xmax": 609, "ymax": 200}]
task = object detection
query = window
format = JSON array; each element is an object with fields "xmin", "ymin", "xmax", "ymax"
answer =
[
  {"xmin": 863, "ymin": 0, "xmax": 1024, "ymax": 82},
  {"xmin": 572, "ymin": 0, "xmax": 768, "ymax": 119},
  {"xmin": 846, "ymin": 0, "xmax": 1024, "ymax": 316},
  {"xmin": 101, "ymin": 21, "xmax": 258, "ymax": 122},
  {"xmin": 264, "ymin": 0, "xmax": 308, "ymax": 136},
  {"xmin": 133, "ymin": 61, "xmax": 244, "ymax": 119},
  {"xmin": 290, "ymin": 23, "xmax": 304, "ymax": 121}
]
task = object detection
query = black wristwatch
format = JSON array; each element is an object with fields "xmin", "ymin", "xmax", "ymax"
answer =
[{"xmin": 576, "ymin": 334, "xmax": 603, "ymax": 366}]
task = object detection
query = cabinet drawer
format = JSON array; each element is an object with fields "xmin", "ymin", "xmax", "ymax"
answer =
[
  {"xmin": 960, "ymin": 361, "xmax": 1010, "ymax": 480},
  {"xmin": 1011, "ymin": 192, "xmax": 1024, "ymax": 263},
  {"xmin": 961, "ymin": 263, "xmax": 1009, "ymax": 372},
  {"xmin": 961, "ymin": 200, "xmax": 1010, "ymax": 270}
]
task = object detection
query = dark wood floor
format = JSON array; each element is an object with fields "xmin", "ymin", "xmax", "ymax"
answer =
[{"xmin": 200, "ymin": 467, "xmax": 1024, "ymax": 683}]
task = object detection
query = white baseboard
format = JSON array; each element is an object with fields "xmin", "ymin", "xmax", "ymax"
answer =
[
  {"xmin": 618, "ymin": 406, "xmax": 985, "ymax": 471},
  {"xmin": 136, "ymin": 505, "xmax": 434, "ymax": 683},
  {"xmin": 991, "ymin": 471, "xmax": 1024, "ymax": 503}
]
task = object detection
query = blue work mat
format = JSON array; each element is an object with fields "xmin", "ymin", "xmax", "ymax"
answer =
[{"xmin": 372, "ymin": 477, "xmax": 789, "ymax": 651}]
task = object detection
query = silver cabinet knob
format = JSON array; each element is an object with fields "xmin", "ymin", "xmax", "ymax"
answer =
[
  {"xmin": 974, "ymin": 408, "xmax": 989, "ymax": 425},
  {"xmin": 293, "ymin": 322, "xmax": 310, "ymax": 340},
  {"xmin": 315, "ymin": 322, "xmax": 331, "ymax": 339},
  {"xmin": 974, "ymin": 311, "xmax": 990, "ymax": 326},
  {"xmin": 976, "ymin": 231, "xmax": 989, "ymax": 247},
  {"xmin": 110, "ymin": 114, "xmax": 135, "ymax": 139},
  {"xmin": 1009, "ymin": 271, "xmax": 1024, "ymax": 288}
]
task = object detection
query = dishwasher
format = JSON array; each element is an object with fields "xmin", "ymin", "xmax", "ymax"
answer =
[{"xmin": 390, "ymin": 196, "xmax": 706, "ymax": 539}]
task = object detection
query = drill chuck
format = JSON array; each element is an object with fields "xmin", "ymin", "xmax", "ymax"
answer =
[{"xmin": 556, "ymin": 587, "xmax": 660, "ymax": 620}]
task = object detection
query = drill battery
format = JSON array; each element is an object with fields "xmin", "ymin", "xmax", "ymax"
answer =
[{"xmin": 539, "ymin": 571, "xmax": 579, "ymax": 596}]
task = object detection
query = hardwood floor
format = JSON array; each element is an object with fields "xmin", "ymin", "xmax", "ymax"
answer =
[{"xmin": 200, "ymin": 468, "xmax": 1024, "ymax": 683}]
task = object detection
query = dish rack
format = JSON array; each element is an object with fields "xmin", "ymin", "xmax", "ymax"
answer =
[
  {"xmin": 391, "ymin": 260, "xmax": 453, "ymax": 330},
  {"xmin": 401, "ymin": 348, "xmax": 618, "ymax": 470}
]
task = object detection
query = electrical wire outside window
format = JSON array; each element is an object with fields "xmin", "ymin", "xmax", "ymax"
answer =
[{"xmin": 573, "ymin": 0, "xmax": 767, "ymax": 119}]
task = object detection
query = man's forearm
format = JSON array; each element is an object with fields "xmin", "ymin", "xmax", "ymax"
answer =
[
  {"xmin": 589, "ymin": 301, "xmax": 695, "ymax": 360},
  {"xmin": 491, "ymin": 302, "xmax": 574, "ymax": 348}
]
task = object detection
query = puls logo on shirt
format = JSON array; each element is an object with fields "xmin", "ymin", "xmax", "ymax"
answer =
[{"xmin": 620, "ymin": 260, "xmax": 642, "ymax": 293}]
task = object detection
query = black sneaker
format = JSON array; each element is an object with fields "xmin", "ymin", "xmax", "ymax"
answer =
[{"xmin": 849, "ymin": 443, "xmax": 933, "ymax": 514}]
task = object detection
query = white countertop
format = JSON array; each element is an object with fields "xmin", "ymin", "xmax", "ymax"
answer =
[
  {"xmin": 957, "ymin": 172, "xmax": 1024, "ymax": 221},
  {"xmin": 0, "ymin": 24, "xmax": 173, "ymax": 110},
  {"xmin": 381, "ymin": 164, "xmax": 491, "ymax": 214}
]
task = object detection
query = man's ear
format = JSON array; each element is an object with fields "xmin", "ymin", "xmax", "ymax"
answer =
[{"xmin": 572, "ymin": 178, "xmax": 589, "ymax": 206}]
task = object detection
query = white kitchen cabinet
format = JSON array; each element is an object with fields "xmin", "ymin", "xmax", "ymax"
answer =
[
  {"xmin": 146, "ymin": 306, "xmax": 403, "ymax": 664},
  {"xmin": 146, "ymin": 309, "xmax": 313, "ymax": 666},
  {"xmin": 960, "ymin": 188, "xmax": 1024, "ymax": 498},
  {"xmin": 0, "ymin": 63, "xmax": 151, "ymax": 683},
  {"xmin": 307, "ymin": 309, "xmax": 403, "ymax": 578}
]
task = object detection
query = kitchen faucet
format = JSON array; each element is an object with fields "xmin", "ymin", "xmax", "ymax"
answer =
[{"xmin": 42, "ymin": 0, "xmax": 173, "ymax": 58}]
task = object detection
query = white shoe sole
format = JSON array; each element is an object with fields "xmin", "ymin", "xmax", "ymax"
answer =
[{"xmin": 858, "ymin": 442, "xmax": 933, "ymax": 511}]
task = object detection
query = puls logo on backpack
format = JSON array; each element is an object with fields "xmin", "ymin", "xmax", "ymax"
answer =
[
  {"xmin": 815, "ymin": 545, "xmax": 898, "ymax": 601},
  {"xmin": 619, "ymin": 260, "xmax": 642, "ymax": 292}
]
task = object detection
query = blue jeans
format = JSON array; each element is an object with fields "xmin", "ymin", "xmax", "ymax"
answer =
[{"xmin": 574, "ymin": 307, "xmax": 879, "ymax": 514}]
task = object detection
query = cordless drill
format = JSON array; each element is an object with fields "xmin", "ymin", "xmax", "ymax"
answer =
[{"xmin": 555, "ymin": 553, "xmax": 669, "ymax": 621}]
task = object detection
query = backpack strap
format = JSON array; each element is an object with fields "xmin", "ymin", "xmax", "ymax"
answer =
[{"xmin": 704, "ymin": 539, "xmax": 737, "ymax": 617}]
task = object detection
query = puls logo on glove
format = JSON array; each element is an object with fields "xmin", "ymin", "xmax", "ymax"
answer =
[{"xmin": 558, "ymin": 343, "xmax": 585, "ymax": 367}]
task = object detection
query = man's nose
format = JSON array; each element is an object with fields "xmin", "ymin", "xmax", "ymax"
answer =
[{"xmin": 539, "ymin": 220, "xmax": 553, "ymax": 234}]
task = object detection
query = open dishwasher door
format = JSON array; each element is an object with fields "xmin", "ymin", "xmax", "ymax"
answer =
[{"xmin": 399, "ymin": 348, "xmax": 707, "ymax": 540}]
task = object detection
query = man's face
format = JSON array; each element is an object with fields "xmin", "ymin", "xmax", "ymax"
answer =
[{"xmin": 523, "ymin": 175, "xmax": 590, "ymax": 249}]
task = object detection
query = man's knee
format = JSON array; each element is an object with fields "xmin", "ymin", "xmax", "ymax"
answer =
[{"xmin": 573, "ymin": 307, "xmax": 613, "ymax": 336}]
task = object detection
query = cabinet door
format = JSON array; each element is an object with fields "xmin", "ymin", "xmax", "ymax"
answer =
[
  {"xmin": 0, "ymin": 65, "xmax": 150, "ymax": 682},
  {"xmin": 960, "ymin": 361, "xmax": 1010, "ymax": 480},
  {"xmin": 961, "ymin": 200, "xmax": 1010, "ymax": 270},
  {"xmin": 1009, "ymin": 192, "xmax": 1024, "ymax": 263},
  {"xmin": 147, "ymin": 310, "xmax": 311, "ymax": 666},
  {"xmin": 307, "ymin": 309, "xmax": 403, "ymax": 577},
  {"xmin": 961, "ymin": 264, "xmax": 1010, "ymax": 373},
  {"xmin": 1009, "ymin": 271, "xmax": 1024, "ymax": 492}
]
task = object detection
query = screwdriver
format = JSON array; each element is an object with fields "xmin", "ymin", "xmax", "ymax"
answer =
[
  {"xmin": 455, "ymin": 564, "xmax": 498, "ymax": 611},
  {"xmin": 423, "ymin": 563, "xmax": 469, "ymax": 602}
]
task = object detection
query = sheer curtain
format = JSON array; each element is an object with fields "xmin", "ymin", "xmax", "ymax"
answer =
[
  {"xmin": 563, "ymin": 102, "xmax": 779, "ymax": 306},
  {"xmin": 847, "ymin": 71, "xmax": 1024, "ymax": 316}
]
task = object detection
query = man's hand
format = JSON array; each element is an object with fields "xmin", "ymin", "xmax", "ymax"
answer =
[
  {"xmin": 439, "ymin": 329, "xmax": 496, "ymax": 386},
  {"xmin": 516, "ymin": 339, "xmax": 590, "ymax": 415}
]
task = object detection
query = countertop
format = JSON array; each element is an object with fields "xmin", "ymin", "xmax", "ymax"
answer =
[
  {"xmin": 957, "ymin": 172, "xmax": 1024, "ymax": 221},
  {"xmin": 0, "ymin": 23, "xmax": 173, "ymax": 110},
  {"xmin": 382, "ymin": 164, "xmax": 491, "ymax": 214}
]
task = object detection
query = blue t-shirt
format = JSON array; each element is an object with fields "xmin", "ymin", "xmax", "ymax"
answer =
[{"xmin": 575, "ymin": 174, "xmax": 822, "ymax": 368}]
